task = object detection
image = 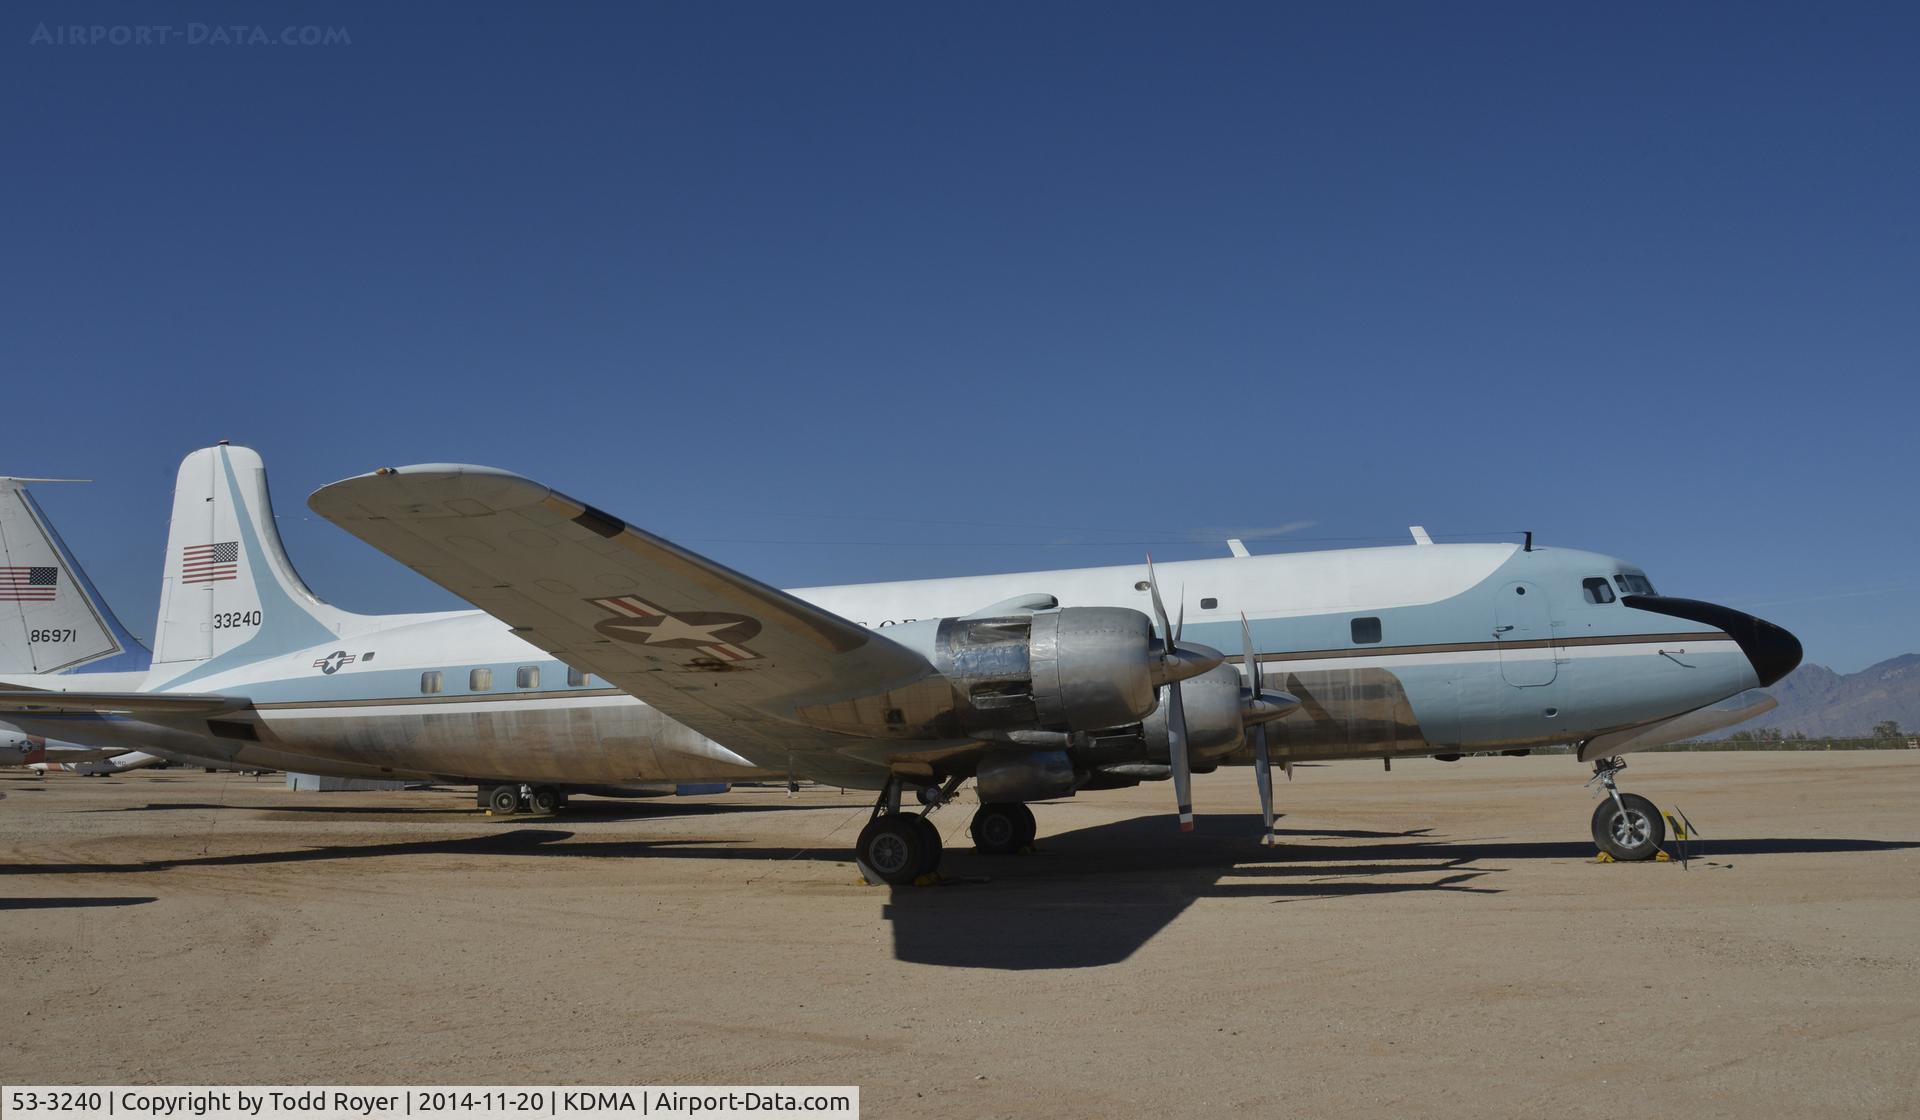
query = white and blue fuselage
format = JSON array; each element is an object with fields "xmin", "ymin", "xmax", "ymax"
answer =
[{"xmin": 7, "ymin": 540, "xmax": 1795, "ymax": 788}]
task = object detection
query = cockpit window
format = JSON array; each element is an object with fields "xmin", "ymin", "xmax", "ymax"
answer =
[
  {"xmin": 1613, "ymin": 573, "xmax": 1656, "ymax": 596},
  {"xmin": 1582, "ymin": 577, "xmax": 1616, "ymax": 604}
]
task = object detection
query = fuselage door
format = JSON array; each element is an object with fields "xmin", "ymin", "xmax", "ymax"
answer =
[{"xmin": 1494, "ymin": 581, "xmax": 1556, "ymax": 687}]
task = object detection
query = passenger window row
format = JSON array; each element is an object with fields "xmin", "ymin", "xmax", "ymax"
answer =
[{"xmin": 418, "ymin": 666, "xmax": 595, "ymax": 694}]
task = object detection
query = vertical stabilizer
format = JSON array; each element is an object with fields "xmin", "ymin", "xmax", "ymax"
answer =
[
  {"xmin": 0, "ymin": 480, "xmax": 150, "ymax": 673},
  {"xmin": 151, "ymin": 445, "xmax": 349, "ymax": 673}
]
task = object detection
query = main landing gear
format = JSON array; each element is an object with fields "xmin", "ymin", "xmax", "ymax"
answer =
[
  {"xmin": 479, "ymin": 782, "xmax": 566, "ymax": 816},
  {"xmin": 854, "ymin": 777, "xmax": 1042, "ymax": 885},
  {"xmin": 855, "ymin": 775, "xmax": 952, "ymax": 886},
  {"xmin": 968, "ymin": 802, "xmax": 1037, "ymax": 856},
  {"xmin": 1586, "ymin": 756, "xmax": 1665, "ymax": 861}
]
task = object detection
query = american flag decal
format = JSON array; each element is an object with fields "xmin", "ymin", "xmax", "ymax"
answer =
[
  {"xmin": 0, "ymin": 566, "xmax": 58, "ymax": 602},
  {"xmin": 182, "ymin": 541, "xmax": 239, "ymax": 583},
  {"xmin": 588, "ymin": 595, "xmax": 763, "ymax": 662}
]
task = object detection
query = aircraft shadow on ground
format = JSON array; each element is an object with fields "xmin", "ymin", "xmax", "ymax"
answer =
[
  {"xmin": 879, "ymin": 814, "xmax": 1920, "ymax": 970},
  {"xmin": 74, "ymin": 800, "xmax": 846, "ymax": 824},
  {"xmin": 6, "ymin": 814, "xmax": 1915, "ymax": 971},
  {"xmin": 0, "ymin": 896, "xmax": 155, "ymax": 910}
]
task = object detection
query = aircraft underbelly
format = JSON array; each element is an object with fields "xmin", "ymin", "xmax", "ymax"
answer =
[{"xmin": 258, "ymin": 703, "xmax": 772, "ymax": 785}]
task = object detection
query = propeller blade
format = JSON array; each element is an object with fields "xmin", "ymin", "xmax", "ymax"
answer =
[
  {"xmin": 1145, "ymin": 554, "xmax": 1173, "ymax": 642},
  {"xmin": 1174, "ymin": 591, "xmax": 1185, "ymax": 645},
  {"xmin": 1243, "ymin": 612, "xmax": 1277, "ymax": 844},
  {"xmin": 1239, "ymin": 612, "xmax": 1259, "ymax": 691},
  {"xmin": 1167, "ymin": 681, "xmax": 1193, "ymax": 832},
  {"xmin": 1253, "ymin": 722, "xmax": 1276, "ymax": 845}
]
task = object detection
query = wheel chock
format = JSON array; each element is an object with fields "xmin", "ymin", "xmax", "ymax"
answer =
[{"xmin": 1593, "ymin": 849, "xmax": 1672, "ymax": 863}]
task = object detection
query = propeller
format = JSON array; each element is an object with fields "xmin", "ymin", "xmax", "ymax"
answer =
[
  {"xmin": 1143, "ymin": 556, "xmax": 1222, "ymax": 832},
  {"xmin": 1239, "ymin": 613, "xmax": 1298, "ymax": 846}
]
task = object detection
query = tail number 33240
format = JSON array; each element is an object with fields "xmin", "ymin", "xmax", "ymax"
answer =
[{"xmin": 214, "ymin": 610, "xmax": 263, "ymax": 629}]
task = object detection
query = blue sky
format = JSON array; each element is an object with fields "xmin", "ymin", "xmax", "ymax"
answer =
[{"xmin": 6, "ymin": 2, "xmax": 1916, "ymax": 673}]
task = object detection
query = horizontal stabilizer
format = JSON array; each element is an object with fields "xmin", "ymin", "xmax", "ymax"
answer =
[{"xmin": 0, "ymin": 690, "xmax": 249, "ymax": 717}]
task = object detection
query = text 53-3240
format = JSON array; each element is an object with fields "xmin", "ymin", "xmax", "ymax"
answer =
[{"xmin": 8, "ymin": 1091, "xmax": 107, "ymax": 1112}]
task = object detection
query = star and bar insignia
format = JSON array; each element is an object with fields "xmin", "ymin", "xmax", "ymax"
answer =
[{"xmin": 588, "ymin": 595, "xmax": 763, "ymax": 662}]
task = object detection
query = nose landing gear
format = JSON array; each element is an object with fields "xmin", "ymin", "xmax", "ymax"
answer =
[{"xmin": 1586, "ymin": 757, "xmax": 1666, "ymax": 861}]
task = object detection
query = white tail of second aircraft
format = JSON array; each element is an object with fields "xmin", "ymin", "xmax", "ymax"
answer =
[
  {"xmin": 0, "ymin": 478, "xmax": 150, "ymax": 674},
  {"xmin": 152, "ymin": 444, "xmax": 373, "ymax": 671}
]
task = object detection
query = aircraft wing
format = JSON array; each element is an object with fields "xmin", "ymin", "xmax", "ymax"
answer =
[
  {"xmin": 0, "ymin": 690, "xmax": 249, "ymax": 717},
  {"xmin": 1576, "ymin": 690, "xmax": 1779, "ymax": 762},
  {"xmin": 309, "ymin": 464, "xmax": 939, "ymax": 785}
]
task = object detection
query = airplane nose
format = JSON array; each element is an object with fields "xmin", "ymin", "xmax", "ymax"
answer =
[
  {"xmin": 1738, "ymin": 614, "xmax": 1804, "ymax": 687},
  {"xmin": 1622, "ymin": 595, "xmax": 1804, "ymax": 687}
]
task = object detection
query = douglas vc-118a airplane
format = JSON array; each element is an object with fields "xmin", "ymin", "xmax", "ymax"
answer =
[{"xmin": 0, "ymin": 444, "xmax": 1798, "ymax": 884}]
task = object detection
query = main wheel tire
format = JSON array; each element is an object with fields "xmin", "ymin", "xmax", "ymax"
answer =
[
  {"xmin": 528, "ymin": 786, "xmax": 561, "ymax": 814},
  {"xmin": 486, "ymin": 785, "xmax": 521, "ymax": 815},
  {"xmin": 906, "ymin": 814, "xmax": 944, "ymax": 879},
  {"xmin": 970, "ymin": 801, "xmax": 1037, "ymax": 855},
  {"xmin": 1592, "ymin": 793, "xmax": 1665, "ymax": 861},
  {"xmin": 857, "ymin": 814, "xmax": 932, "ymax": 886}
]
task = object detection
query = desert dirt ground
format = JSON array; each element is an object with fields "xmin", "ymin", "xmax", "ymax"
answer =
[{"xmin": 3, "ymin": 751, "xmax": 1917, "ymax": 1119}]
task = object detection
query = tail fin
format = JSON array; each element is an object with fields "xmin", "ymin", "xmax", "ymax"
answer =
[
  {"xmin": 0, "ymin": 479, "xmax": 151, "ymax": 674},
  {"xmin": 152, "ymin": 444, "xmax": 364, "ymax": 674}
]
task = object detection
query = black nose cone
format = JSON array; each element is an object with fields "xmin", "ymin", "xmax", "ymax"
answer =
[
  {"xmin": 1740, "ymin": 615, "xmax": 1804, "ymax": 687},
  {"xmin": 1622, "ymin": 596, "xmax": 1804, "ymax": 687}
]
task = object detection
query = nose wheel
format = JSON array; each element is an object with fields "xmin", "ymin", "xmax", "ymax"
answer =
[{"xmin": 1586, "ymin": 757, "xmax": 1666, "ymax": 861}]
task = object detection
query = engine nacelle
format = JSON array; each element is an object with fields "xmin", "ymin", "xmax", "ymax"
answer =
[
  {"xmin": 1142, "ymin": 663, "xmax": 1248, "ymax": 762},
  {"xmin": 935, "ymin": 607, "xmax": 1159, "ymax": 734},
  {"xmin": 975, "ymin": 749, "xmax": 1077, "ymax": 802}
]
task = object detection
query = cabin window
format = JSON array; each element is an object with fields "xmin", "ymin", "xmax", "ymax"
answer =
[
  {"xmin": 420, "ymin": 671, "xmax": 443, "ymax": 695},
  {"xmin": 1613, "ymin": 573, "xmax": 1656, "ymax": 596},
  {"xmin": 516, "ymin": 666, "xmax": 539, "ymax": 689},
  {"xmin": 1200, "ymin": 597, "xmax": 1218, "ymax": 610},
  {"xmin": 1351, "ymin": 617, "xmax": 1382, "ymax": 644},
  {"xmin": 470, "ymin": 668, "xmax": 493, "ymax": 692},
  {"xmin": 361, "ymin": 652, "xmax": 376, "ymax": 662},
  {"xmin": 567, "ymin": 667, "xmax": 590, "ymax": 687},
  {"xmin": 1583, "ymin": 577, "xmax": 1616, "ymax": 604}
]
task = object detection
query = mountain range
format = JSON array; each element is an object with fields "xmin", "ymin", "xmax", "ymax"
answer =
[{"xmin": 1720, "ymin": 654, "xmax": 1920, "ymax": 739}]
